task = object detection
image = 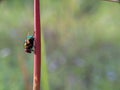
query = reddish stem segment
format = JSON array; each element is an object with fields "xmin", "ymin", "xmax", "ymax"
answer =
[
  {"xmin": 103, "ymin": 0, "xmax": 120, "ymax": 2},
  {"xmin": 33, "ymin": 0, "xmax": 41, "ymax": 90}
]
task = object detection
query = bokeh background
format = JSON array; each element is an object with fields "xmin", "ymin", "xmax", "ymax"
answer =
[{"xmin": 0, "ymin": 0, "xmax": 120, "ymax": 90}]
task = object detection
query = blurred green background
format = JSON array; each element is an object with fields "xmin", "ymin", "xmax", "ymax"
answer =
[{"xmin": 0, "ymin": 0, "xmax": 120, "ymax": 90}]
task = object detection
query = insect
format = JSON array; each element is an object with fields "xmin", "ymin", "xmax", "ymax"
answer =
[{"xmin": 24, "ymin": 33, "xmax": 34, "ymax": 53}]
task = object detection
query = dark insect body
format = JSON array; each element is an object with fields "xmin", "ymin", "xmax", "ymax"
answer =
[{"xmin": 24, "ymin": 34, "xmax": 34, "ymax": 53}]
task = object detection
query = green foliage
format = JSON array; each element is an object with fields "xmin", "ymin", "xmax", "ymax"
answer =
[
  {"xmin": 41, "ymin": 33, "xmax": 50, "ymax": 90},
  {"xmin": 0, "ymin": 1, "xmax": 34, "ymax": 90},
  {"xmin": 41, "ymin": 0, "xmax": 120, "ymax": 90}
]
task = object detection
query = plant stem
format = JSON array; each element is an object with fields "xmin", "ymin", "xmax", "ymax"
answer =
[
  {"xmin": 103, "ymin": 0, "xmax": 120, "ymax": 3},
  {"xmin": 33, "ymin": 0, "xmax": 41, "ymax": 90}
]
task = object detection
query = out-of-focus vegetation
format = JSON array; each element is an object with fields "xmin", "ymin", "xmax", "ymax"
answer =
[
  {"xmin": 0, "ymin": 0, "xmax": 120, "ymax": 90},
  {"xmin": 0, "ymin": 0, "xmax": 34, "ymax": 90},
  {"xmin": 41, "ymin": 34, "xmax": 49, "ymax": 90},
  {"xmin": 41, "ymin": 0, "xmax": 120, "ymax": 90}
]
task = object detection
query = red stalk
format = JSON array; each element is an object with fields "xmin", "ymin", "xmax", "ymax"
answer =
[{"xmin": 33, "ymin": 0, "xmax": 41, "ymax": 90}]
